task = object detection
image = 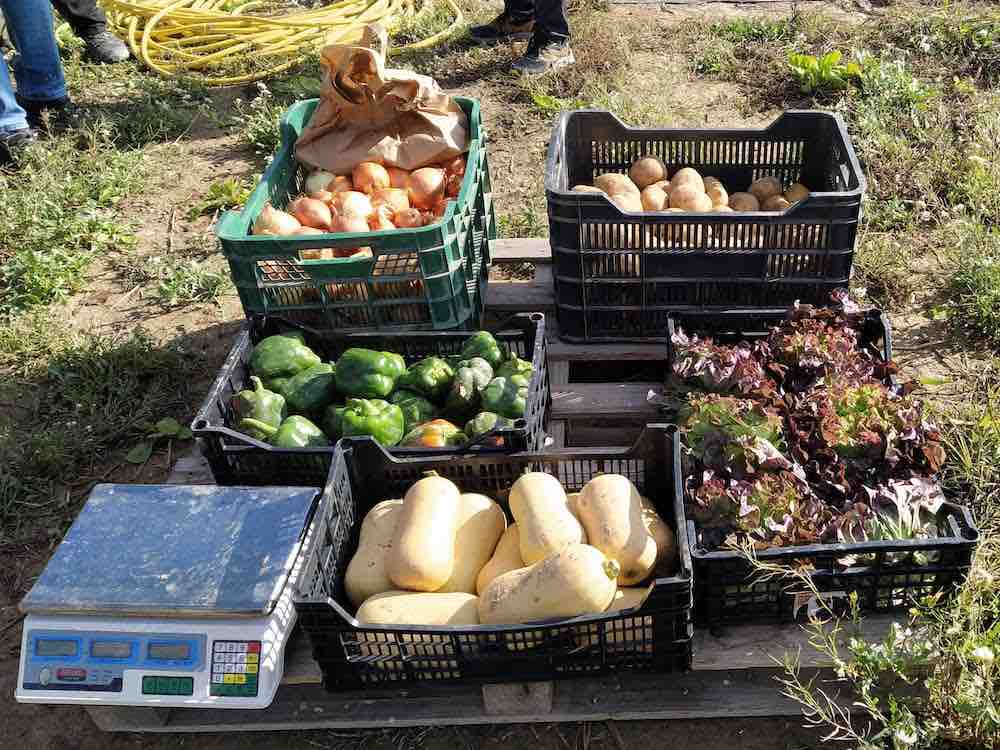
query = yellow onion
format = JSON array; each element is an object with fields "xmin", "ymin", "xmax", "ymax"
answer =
[
  {"xmin": 369, "ymin": 204, "xmax": 396, "ymax": 231},
  {"xmin": 329, "ymin": 175, "xmax": 353, "ymax": 193},
  {"xmin": 252, "ymin": 203, "xmax": 300, "ymax": 235},
  {"xmin": 441, "ymin": 154, "xmax": 466, "ymax": 177},
  {"xmin": 407, "ymin": 167, "xmax": 445, "ymax": 210},
  {"xmin": 371, "ymin": 187, "xmax": 409, "ymax": 214},
  {"xmin": 289, "ymin": 197, "xmax": 333, "ymax": 230},
  {"xmin": 305, "ymin": 170, "xmax": 337, "ymax": 194},
  {"xmin": 333, "ymin": 191, "xmax": 374, "ymax": 219},
  {"xmin": 393, "ymin": 208, "xmax": 423, "ymax": 228},
  {"xmin": 352, "ymin": 162, "xmax": 391, "ymax": 195},
  {"xmin": 331, "ymin": 213, "xmax": 370, "ymax": 235},
  {"xmin": 387, "ymin": 166, "xmax": 410, "ymax": 189},
  {"xmin": 445, "ymin": 174, "xmax": 462, "ymax": 199}
]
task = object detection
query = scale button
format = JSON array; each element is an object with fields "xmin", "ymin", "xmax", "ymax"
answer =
[
  {"xmin": 234, "ymin": 674, "xmax": 246, "ymax": 685},
  {"xmin": 213, "ymin": 652, "xmax": 225, "ymax": 664},
  {"xmin": 237, "ymin": 654, "xmax": 246, "ymax": 665},
  {"xmin": 246, "ymin": 653, "xmax": 259, "ymax": 665},
  {"xmin": 223, "ymin": 674, "xmax": 235, "ymax": 684},
  {"xmin": 247, "ymin": 642, "xmax": 261, "ymax": 654},
  {"xmin": 246, "ymin": 662, "xmax": 258, "ymax": 675},
  {"xmin": 57, "ymin": 668, "xmax": 87, "ymax": 682},
  {"xmin": 39, "ymin": 668, "xmax": 51, "ymax": 686}
]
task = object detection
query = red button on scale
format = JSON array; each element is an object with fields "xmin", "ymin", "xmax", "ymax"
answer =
[
  {"xmin": 247, "ymin": 642, "xmax": 261, "ymax": 654},
  {"xmin": 57, "ymin": 668, "xmax": 87, "ymax": 681}
]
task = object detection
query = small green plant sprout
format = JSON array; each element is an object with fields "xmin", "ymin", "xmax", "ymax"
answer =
[
  {"xmin": 188, "ymin": 177, "xmax": 253, "ymax": 220},
  {"xmin": 788, "ymin": 50, "xmax": 861, "ymax": 94},
  {"xmin": 126, "ymin": 418, "xmax": 193, "ymax": 466}
]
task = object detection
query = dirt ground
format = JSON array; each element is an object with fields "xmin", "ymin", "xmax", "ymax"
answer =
[{"xmin": 0, "ymin": 0, "xmax": 970, "ymax": 746}]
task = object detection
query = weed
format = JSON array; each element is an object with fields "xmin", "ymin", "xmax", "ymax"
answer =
[
  {"xmin": 499, "ymin": 204, "xmax": 548, "ymax": 239},
  {"xmin": 234, "ymin": 83, "xmax": 285, "ymax": 155},
  {"xmin": 390, "ymin": 3, "xmax": 461, "ymax": 47},
  {"xmin": 945, "ymin": 228, "xmax": 1000, "ymax": 347},
  {"xmin": 788, "ymin": 50, "xmax": 860, "ymax": 95},
  {"xmin": 188, "ymin": 177, "xmax": 254, "ymax": 220},
  {"xmin": 852, "ymin": 234, "xmax": 917, "ymax": 309},
  {"xmin": 156, "ymin": 260, "xmax": 232, "ymax": 307},
  {"xmin": 710, "ymin": 16, "xmax": 799, "ymax": 45}
]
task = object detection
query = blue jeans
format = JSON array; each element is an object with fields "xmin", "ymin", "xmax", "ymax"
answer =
[{"xmin": 0, "ymin": 0, "xmax": 67, "ymax": 133}]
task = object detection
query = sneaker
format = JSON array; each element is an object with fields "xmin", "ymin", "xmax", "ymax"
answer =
[
  {"xmin": 15, "ymin": 95, "xmax": 72, "ymax": 131},
  {"xmin": 469, "ymin": 12, "xmax": 534, "ymax": 44},
  {"xmin": 1, "ymin": 127, "xmax": 40, "ymax": 163},
  {"xmin": 83, "ymin": 30, "xmax": 130, "ymax": 64},
  {"xmin": 512, "ymin": 36, "xmax": 575, "ymax": 74}
]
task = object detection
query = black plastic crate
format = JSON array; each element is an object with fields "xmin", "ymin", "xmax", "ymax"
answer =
[
  {"xmin": 672, "ymin": 437, "xmax": 979, "ymax": 629},
  {"xmin": 191, "ymin": 313, "xmax": 549, "ymax": 486},
  {"xmin": 294, "ymin": 425, "xmax": 693, "ymax": 690},
  {"xmin": 545, "ymin": 110, "xmax": 867, "ymax": 343}
]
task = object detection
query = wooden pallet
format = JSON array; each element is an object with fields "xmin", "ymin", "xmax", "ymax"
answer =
[{"xmin": 84, "ymin": 238, "xmax": 891, "ymax": 732}]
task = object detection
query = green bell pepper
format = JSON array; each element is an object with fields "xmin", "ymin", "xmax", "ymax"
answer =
[
  {"xmin": 335, "ymin": 348, "xmax": 406, "ymax": 399},
  {"xmin": 232, "ymin": 376, "xmax": 287, "ymax": 441},
  {"xmin": 249, "ymin": 332, "xmax": 321, "ymax": 380},
  {"xmin": 396, "ymin": 356, "xmax": 455, "ymax": 403},
  {"xmin": 443, "ymin": 354, "xmax": 465, "ymax": 371},
  {"xmin": 390, "ymin": 389, "xmax": 438, "ymax": 433},
  {"xmin": 398, "ymin": 419, "xmax": 467, "ymax": 448},
  {"xmin": 262, "ymin": 375, "xmax": 293, "ymax": 398},
  {"xmin": 464, "ymin": 412, "xmax": 516, "ymax": 446},
  {"xmin": 482, "ymin": 374, "xmax": 529, "ymax": 419},
  {"xmin": 284, "ymin": 363, "xmax": 337, "ymax": 416},
  {"xmin": 460, "ymin": 331, "xmax": 505, "ymax": 370},
  {"xmin": 324, "ymin": 398, "xmax": 404, "ymax": 446},
  {"xmin": 267, "ymin": 415, "xmax": 329, "ymax": 448},
  {"xmin": 444, "ymin": 357, "xmax": 493, "ymax": 419},
  {"xmin": 496, "ymin": 356, "xmax": 533, "ymax": 380}
]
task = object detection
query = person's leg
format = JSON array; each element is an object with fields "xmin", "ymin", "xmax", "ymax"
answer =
[
  {"xmin": 1, "ymin": 0, "xmax": 67, "ymax": 104},
  {"xmin": 512, "ymin": 0, "xmax": 574, "ymax": 74},
  {"xmin": 469, "ymin": 0, "xmax": 536, "ymax": 44},
  {"xmin": 0, "ymin": 60, "xmax": 39, "ymax": 158},
  {"xmin": 50, "ymin": 0, "xmax": 130, "ymax": 63}
]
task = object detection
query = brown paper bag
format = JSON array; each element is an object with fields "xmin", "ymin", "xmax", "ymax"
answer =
[{"xmin": 295, "ymin": 25, "xmax": 469, "ymax": 175}]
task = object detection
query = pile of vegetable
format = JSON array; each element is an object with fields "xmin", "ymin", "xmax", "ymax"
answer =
[
  {"xmin": 251, "ymin": 155, "xmax": 467, "ymax": 257},
  {"xmin": 573, "ymin": 156, "xmax": 810, "ymax": 214},
  {"xmin": 345, "ymin": 471, "xmax": 678, "ymax": 631},
  {"xmin": 232, "ymin": 328, "xmax": 531, "ymax": 449},
  {"xmin": 674, "ymin": 298, "xmax": 949, "ymax": 559}
]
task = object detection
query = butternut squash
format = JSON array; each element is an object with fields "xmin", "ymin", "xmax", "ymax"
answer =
[
  {"xmin": 345, "ymin": 499, "xmax": 403, "ymax": 607},
  {"xmin": 387, "ymin": 474, "xmax": 461, "ymax": 591},
  {"xmin": 580, "ymin": 586, "xmax": 652, "ymax": 651},
  {"xmin": 643, "ymin": 506, "xmax": 678, "ymax": 577},
  {"xmin": 356, "ymin": 591, "xmax": 480, "ymax": 626},
  {"xmin": 475, "ymin": 524, "xmax": 523, "ymax": 595},
  {"xmin": 565, "ymin": 492, "xmax": 587, "ymax": 543},
  {"xmin": 437, "ymin": 493, "xmax": 507, "ymax": 594},
  {"xmin": 509, "ymin": 472, "xmax": 585, "ymax": 564},
  {"xmin": 479, "ymin": 543, "xmax": 620, "ymax": 624},
  {"xmin": 577, "ymin": 474, "xmax": 657, "ymax": 585}
]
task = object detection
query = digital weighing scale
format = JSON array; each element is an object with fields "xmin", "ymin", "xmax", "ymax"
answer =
[{"xmin": 16, "ymin": 483, "xmax": 321, "ymax": 709}]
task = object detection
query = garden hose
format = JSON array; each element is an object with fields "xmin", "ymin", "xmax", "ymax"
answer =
[{"xmin": 97, "ymin": 0, "xmax": 464, "ymax": 86}]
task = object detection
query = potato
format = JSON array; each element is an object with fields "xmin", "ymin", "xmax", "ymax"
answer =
[
  {"xmin": 669, "ymin": 167, "xmax": 704, "ymax": 194},
  {"xmin": 785, "ymin": 182, "xmax": 810, "ymax": 203},
  {"xmin": 610, "ymin": 191, "xmax": 643, "ymax": 213},
  {"xmin": 629, "ymin": 157, "xmax": 667, "ymax": 190},
  {"xmin": 714, "ymin": 205, "xmax": 734, "ymax": 212},
  {"xmin": 705, "ymin": 180, "xmax": 729, "ymax": 208},
  {"xmin": 749, "ymin": 176, "xmax": 783, "ymax": 203},
  {"xmin": 729, "ymin": 192, "xmax": 760, "ymax": 212},
  {"xmin": 763, "ymin": 195, "xmax": 791, "ymax": 211},
  {"xmin": 651, "ymin": 179, "xmax": 671, "ymax": 192},
  {"xmin": 640, "ymin": 183, "xmax": 669, "ymax": 211},
  {"xmin": 669, "ymin": 184, "xmax": 706, "ymax": 211},
  {"xmin": 572, "ymin": 184, "xmax": 604, "ymax": 193},
  {"xmin": 594, "ymin": 173, "xmax": 639, "ymax": 196},
  {"xmin": 692, "ymin": 193, "xmax": 714, "ymax": 213}
]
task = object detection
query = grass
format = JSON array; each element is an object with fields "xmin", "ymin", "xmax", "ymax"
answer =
[{"xmin": 116, "ymin": 252, "xmax": 233, "ymax": 307}]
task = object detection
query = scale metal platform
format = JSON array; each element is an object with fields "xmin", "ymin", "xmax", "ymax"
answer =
[{"xmin": 16, "ymin": 483, "xmax": 320, "ymax": 710}]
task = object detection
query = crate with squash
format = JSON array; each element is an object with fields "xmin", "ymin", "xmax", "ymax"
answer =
[{"xmin": 294, "ymin": 425, "xmax": 693, "ymax": 690}]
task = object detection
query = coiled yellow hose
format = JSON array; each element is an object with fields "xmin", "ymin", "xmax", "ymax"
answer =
[{"xmin": 99, "ymin": 0, "xmax": 463, "ymax": 85}]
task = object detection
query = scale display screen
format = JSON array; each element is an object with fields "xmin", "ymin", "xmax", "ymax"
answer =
[
  {"xmin": 91, "ymin": 641, "xmax": 132, "ymax": 659},
  {"xmin": 148, "ymin": 642, "xmax": 191, "ymax": 661},
  {"xmin": 35, "ymin": 639, "xmax": 77, "ymax": 657}
]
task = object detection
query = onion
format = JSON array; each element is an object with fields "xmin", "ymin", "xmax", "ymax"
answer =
[
  {"xmin": 445, "ymin": 174, "xmax": 462, "ymax": 199},
  {"xmin": 393, "ymin": 208, "xmax": 423, "ymax": 228},
  {"xmin": 431, "ymin": 197, "xmax": 449, "ymax": 217},
  {"xmin": 329, "ymin": 175, "xmax": 353, "ymax": 193},
  {"xmin": 352, "ymin": 162, "xmax": 391, "ymax": 195},
  {"xmin": 421, "ymin": 211, "xmax": 438, "ymax": 226},
  {"xmin": 370, "ymin": 205, "xmax": 396, "ymax": 231},
  {"xmin": 300, "ymin": 248, "xmax": 335, "ymax": 260},
  {"xmin": 441, "ymin": 155, "xmax": 466, "ymax": 177},
  {"xmin": 289, "ymin": 197, "xmax": 333, "ymax": 230},
  {"xmin": 308, "ymin": 189, "xmax": 334, "ymax": 204},
  {"xmin": 253, "ymin": 203, "xmax": 300, "ymax": 235},
  {"xmin": 330, "ymin": 213, "xmax": 370, "ymax": 235},
  {"xmin": 293, "ymin": 226, "xmax": 325, "ymax": 235},
  {"xmin": 407, "ymin": 167, "xmax": 445, "ymax": 210},
  {"xmin": 333, "ymin": 191, "xmax": 374, "ymax": 219},
  {"xmin": 305, "ymin": 170, "xmax": 337, "ymax": 194},
  {"xmin": 387, "ymin": 166, "xmax": 410, "ymax": 189},
  {"xmin": 335, "ymin": 246, "xmax": 372, "ymax": 259},
  {"xmin": 371, "ymin": 187, "xmax": 409, "ymax": 214}
]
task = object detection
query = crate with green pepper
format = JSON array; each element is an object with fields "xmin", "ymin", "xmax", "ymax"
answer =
[{"xmin": 192, "ymin": 314, "xmax": 549, "ymax": 486}]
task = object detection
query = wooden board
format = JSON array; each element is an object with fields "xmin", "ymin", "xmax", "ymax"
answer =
[
  {"xmin": 551, "ymin": 382, "xmax": 661, "ymax": 420},
  {"xmin": 487, "ymin": 265, "xmax": 555, "ymax": 312},
  {"xmin": 493, "ymin": 238, "xmax": 551, "ymax": 263}
]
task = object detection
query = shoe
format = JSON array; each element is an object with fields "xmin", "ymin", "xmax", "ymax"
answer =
[
  {"xmin": 0, "ymin": 127, "xmax": 40, "ymax": 163},
  {"xmin": 512, "ymin": 35, "xmax": 575, "ymax": 74},
  {"xmin": 469, "ymin": 12, "xmax": 534, "ymax": 44},
  {"xmin": 83, "ymin": 30, "xmax": 130, "ymax": 64},
  {"xmin": 15, "ymin": 95, "xmax": 72, "ymax": 131}
]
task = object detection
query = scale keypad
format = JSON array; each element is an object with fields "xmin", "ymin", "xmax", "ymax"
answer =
[{"xmin": 209, "ymin": 640, "xmax": 260, "ymax": 697}]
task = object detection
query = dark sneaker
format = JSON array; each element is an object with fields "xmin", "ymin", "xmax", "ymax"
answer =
[
  {"xmin": 512, "ymin": 36, "xmax": 575, "ymax": 74},
  {"xmin": 1, "ymin": 128, "xmax": 40, "ymax": 163},
  {"xmin": 15, "ymin": 95, "xmax": 72, "ymax": 131},
  {"xmin": 83, "ymin": 30, "xmax": 130, "ymax": 64},
  {"xmin": 469, "ymin": 13, "xmax": 534, "ymax": 44}
]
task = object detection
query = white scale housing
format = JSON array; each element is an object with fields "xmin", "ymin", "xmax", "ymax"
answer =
[{"xmin": 16, "ymin": 483, "xmax": 320, "ymax": 709}]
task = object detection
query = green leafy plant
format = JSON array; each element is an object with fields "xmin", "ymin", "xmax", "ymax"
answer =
[
  {"xmin": 126, "ymin": 418, "xmax": 194, "ymax": 465},
  {"xmin": 788, "ymin": 50, "xmax": 860, "ymax": 94},
  {"xmin": 187, "ymin": 177, "xmax": 253, "ymax": 220}
]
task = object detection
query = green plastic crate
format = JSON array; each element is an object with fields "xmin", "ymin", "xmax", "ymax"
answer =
[{"xmin": 217, "ymin": 97, "xmax": 495, "ymax": 331}]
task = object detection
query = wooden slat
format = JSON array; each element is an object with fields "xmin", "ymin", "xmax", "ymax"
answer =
[
  {"xmin": 546, "ymin": 336, "xmax": 666, "ymax": 363},
  {"xmin": 487, "ymin": 265, "xmax": 555, "ymax": 312},
  {"xmin": 492, "ymin": 238, "xmax": 551, "ymax": 263},
  {"xmin": 551, "ymin": 383, "xmax": 662, "ymax": 420}
]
